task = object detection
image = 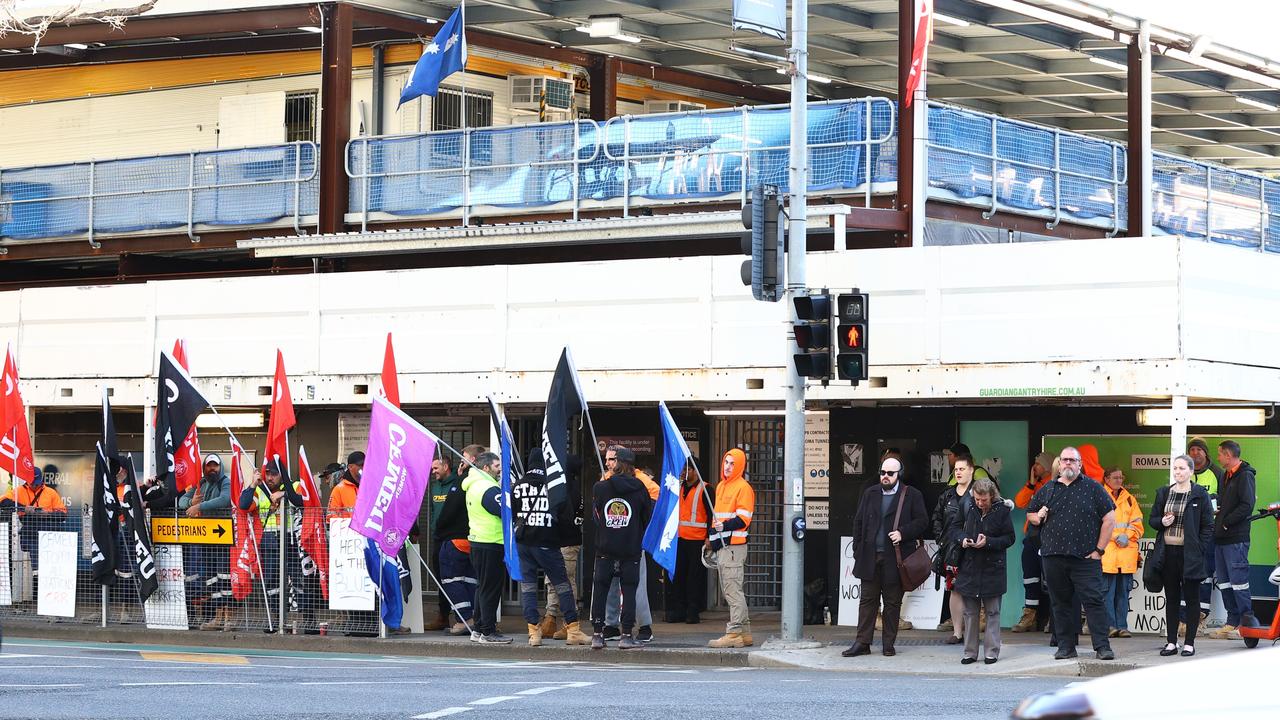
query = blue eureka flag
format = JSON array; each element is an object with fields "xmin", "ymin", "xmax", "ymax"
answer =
[
  {"xmin": 398, "ymin": 6, "xmax": 467, "ymax": 107},
  {"xmin": 643, "ymin": 401, "xmax": 692, "ymax": 575},
  {"xmin": 363, "ymin": 539, "xmax": 405, "ymax": 630},
  {"xmin": 499, "ymin": 417, "xmax": 523, "ymax": 581}
]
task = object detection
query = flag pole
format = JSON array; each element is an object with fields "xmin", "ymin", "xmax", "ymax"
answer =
[{"xmin": 406, "ymin": 541, "xmax": 474, "ymax": 636}]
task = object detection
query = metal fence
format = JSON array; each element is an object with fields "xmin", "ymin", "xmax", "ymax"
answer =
[
  {"xmin": 0, "ymin": 142, "xmax": 319, "ymax": 245},
  {"xmin": 711, "ymin": 416, "xmax": 784, "ymax": 610},
  {"xmin": 346, "ymin": 98, "xmax": 898, "ymax": 230}
]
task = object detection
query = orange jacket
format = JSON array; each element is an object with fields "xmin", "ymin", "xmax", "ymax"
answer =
[
  {"xmin": 604, "ymin": 468, "xmax": 660, "ymax": 501},
  {"xmin": 328, "ymin": 479, "xmax": 358, "ymax": 519},
  {"xmin": 677, "ymin": 481, "xmax": 714, "ymax": 541},
  {"xmin": 1079, "ymin": 444, "xmax": 1105, "ymax": 484},
  {"xmin": 1015, "ymin": 473, "xmax": 1051, "ymax": 533},
  {"xmin": 1102, "ymin": 486, "xmax": 1143, "ymax": 575},
  {"xmin": 712, "ymin": 449, "xmax": 754, "ymax": 546},
  {"xmin": 2, "ymin": 484, "xmax": 67, "ymax": 514}
]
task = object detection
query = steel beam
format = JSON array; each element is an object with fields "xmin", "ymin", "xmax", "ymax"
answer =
[
  {"xmin": 1126, "ymin": 22, "xmax": 1152, "ymax": 238},
  {"xmin": 0, "ymin": 6, "xmax": 318, "ymax": 51},
  {"xmin": 319, "ymin": 2, "xmax": 353, "ymax": 235},
  {"xmin": 589, "ymin": 55, "xmax": 619, "ymax": 121}
]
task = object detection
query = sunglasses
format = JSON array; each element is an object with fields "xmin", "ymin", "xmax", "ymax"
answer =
[{"xmin": 879, "ymin": 470, "xmax": 900, "ymax": 477}]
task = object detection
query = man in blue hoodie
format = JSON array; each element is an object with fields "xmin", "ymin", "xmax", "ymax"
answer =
[{"xmin": 589, "ymin": 446, "xmax": 653, "ymax": 650}]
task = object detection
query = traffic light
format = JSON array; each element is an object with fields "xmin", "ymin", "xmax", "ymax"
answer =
[
  {"xmin": 793, "ymin": 291, "xmax": 833, "ymax": 380},
  {"xmin": 836, "ymin": 291, "xmax": 870, "ymax": 383},
  {"xmin": 739, "ymin": 184, "xmax": 783, "ymax": 302}
]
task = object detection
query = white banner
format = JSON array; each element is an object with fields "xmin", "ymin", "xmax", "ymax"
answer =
[
  {"xmin": 838, "ymin": 535, "xmax": 945, "ymax": 629},
  {"xmin": 329, "ymin": 518, "xmax": 375, "ymax": 611},
  {"xmin": 36, "ymin": 531, "xmax": 78, "ymax": 617},
  {"xmin": 144, "ymin": 544, "xmax": 189, "ymax": 630}
]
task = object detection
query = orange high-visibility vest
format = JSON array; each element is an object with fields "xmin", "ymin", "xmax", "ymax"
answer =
[
  {"xmin": 712, "ymin": 476, "xmax": 754, "ymax": 546},
  {"xmin": 677, "ymin": 482, "xmax": 713, "ymax": 541}
]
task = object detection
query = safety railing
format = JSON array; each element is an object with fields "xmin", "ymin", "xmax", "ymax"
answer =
[
  {"xmin": 927, "ymin": 102, "xmax": 1129, "ymax": 236},
  {"xmin": 0, "ymin": 142, "xmax": 318, "ymax": 246},
  {"xmin": 1152, "ymin": 152, "xmax": 1280, "ymax": 252},
  {"xmin": 346, "ymin": 98, "xmax": 898, "ymax": 227}
]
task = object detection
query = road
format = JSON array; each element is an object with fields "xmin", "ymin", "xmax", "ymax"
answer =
[{"xmin": 0, "ymin": 638, "xmax": 1072, "ymax": 720}]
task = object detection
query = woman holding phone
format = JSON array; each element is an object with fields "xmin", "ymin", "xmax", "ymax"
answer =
[
  {"xmin": 1150, "ymin": 454, "xmax": 1213, "ymax": 657},
  {"xmin": 955, "ymin": 477, "xmax": 1016, "ymax": 664}
]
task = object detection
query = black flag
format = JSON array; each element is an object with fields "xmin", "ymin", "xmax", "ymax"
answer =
[
  {"xmin": 90, "ymin": 393, "xmax": 121, "ymax": 586},
  {"xmin": 540, "ymin": 348, "xmax": 587, "ymax": 510},
  {"xmin": 155, "ymin": 351, "xmax": 210, "ymax": 496},
  {"xmin": 119, "ymin": 454, "xmax": 158, "ymax": 603}
]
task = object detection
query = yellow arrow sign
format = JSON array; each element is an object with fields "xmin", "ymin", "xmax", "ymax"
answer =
[{"xmin": 150, "ymin": 517, "xmax": 233, "ymax": 545}]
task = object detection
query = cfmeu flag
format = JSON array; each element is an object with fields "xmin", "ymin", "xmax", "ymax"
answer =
[
  {"xmin": 171, "ymin": 340, "xmax": 202, "ymax": 494},
  {"xmin": 0, "ymin": 347, "xmax": 34, "ymax": 482},
  {"xmin": 352, "ymin": 395, "xmax": 437, "ymax": 557},
  {"xmin": 398, "ymin": 6, "xmax": 467, "ymax": 106},
  {"xmin": 155, "ymin": 352, "xmax": 209, "ymax": 495},
  {"xmin": 643, "ymin": 402, "xmax": 691, "ymax": 575},
  {"xmin": 540, "ymin": 347, "xmax": 586, "ymax": 518},
  {"xmin": 904, "ymin": 0, "xmax": 934, "ymax": 106}
]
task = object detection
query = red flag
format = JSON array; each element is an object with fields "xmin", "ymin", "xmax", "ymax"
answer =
[
  {"xmin": 381, "ymin": 333, "xmax": 400, "ymax": 408},
  {"xmin": 229, "ymin": 441, "xmax": 263, "ymax": 601},
  {"xmin": 171, "ymin": 340, "xmax": 203, "ymax": 493},
  {"xmin": 0, "ymin": 348, "xmax": 35, "ymax": 482},
  {"xmin": 296, "ymin": 445, "xmax": 329, "ymax": 599},
  {"xmin": 264, "ymin": 349, "xmax": 296, "ymax": 474},
  {"xmin": 903, "ymin": 0, "xmax": 933, "ymax": 107}
]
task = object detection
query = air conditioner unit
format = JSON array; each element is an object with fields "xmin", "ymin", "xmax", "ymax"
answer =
[
  {"xmin": 509, "ymin": 76, "xmax": 574, "ymax": 112},
  {"xmin": 644, "ymin": 100, "xmax": 707, "ymax": 114}
]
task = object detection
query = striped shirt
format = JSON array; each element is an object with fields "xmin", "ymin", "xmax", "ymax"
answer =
[{"xmin": 1164, "ymin": 488, "xmax": 1191, "ymax": 546}]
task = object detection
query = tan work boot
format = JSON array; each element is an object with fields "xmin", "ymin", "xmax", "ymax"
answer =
[
  {"xmin": 424, "ymin": 612, "xmax": 447, "ymax": 632},
  {"xmin": 553, "ymin": 618, "xmax": 570, "ymax": 641},
  {"xmin": 1209, "ymin": 624, "xmax": 1238, "ymax": 640},
  {"xmin": 527, "ymin": 623, "xmax": 543, "ymax": 647},
  {"xmin": 708, "ymin": 632, "xmax": 747, "ymax": 648},
  {"xmin": 740, "ymin": 631, "xmax": 754, "ymax": 646},
  {"xmin": 564, "ymin": 620, "xmax": 591, "ymax": 646},
  {"xmin": 898, "ymin": 619, "xmax": 913, "ymax": 631},
  {"xmin": 538, "ymin": 615, "xmax": 557, "ymax": 639},
  {"xmin": 1011, "ymin": 608, "xmax": 1036, "ymax": 633},
  {"xmin": 222, "ymin": 607, "xmax": 239, "ymax": 632},
  {"xmin": 200, "ymin": 607, "xmax": 224, "ymax": 631}
]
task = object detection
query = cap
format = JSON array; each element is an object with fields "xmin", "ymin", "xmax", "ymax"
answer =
[
  {"xmin": 204, "ymin": 453, "xmax": 222, "ymax": 466},
  {"xmin": 347, "ymin": 451, "xmax": 365, "ymax": 465},
  {"xmin": 322, "ymin": 462, "xmax": 345, "ymax": 476},
  {"xmin": 1187, "ymin": 437, "xmax": 1211, "ymax": 455},
  {"xmin": 948, "ymin": 443, "xmax": 972, "ymax": 457},
  {"xmin": 31, "ymin": 466, "xmax": 43, "ymax": 486},
  {"xmin": 613, "ymin": 446, "xmax": 636, "ymax": 464}
]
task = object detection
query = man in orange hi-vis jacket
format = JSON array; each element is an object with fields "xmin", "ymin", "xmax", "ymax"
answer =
[{"xmin": 708, "ymin": 448, "xmax": 754, "ymax": 648}]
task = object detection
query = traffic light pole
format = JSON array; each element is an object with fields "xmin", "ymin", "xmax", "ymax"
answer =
[{"xmin": 780, "ymin": 0, "xmax": 808, "ymax": 644}]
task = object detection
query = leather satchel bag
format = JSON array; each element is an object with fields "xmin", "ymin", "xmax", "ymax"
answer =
[{"xmin": 893, "ymin": 490, "xmax": 932, "ymax": 592}]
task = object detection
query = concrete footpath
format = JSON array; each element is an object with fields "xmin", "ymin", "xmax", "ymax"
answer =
[{"xmin": 5, "ymin": 610, "xmax": 1258, "ymax": 678}]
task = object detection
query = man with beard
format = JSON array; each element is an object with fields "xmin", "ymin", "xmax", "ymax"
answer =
[
  {"xmin": 178, "ymin": 454, "xmax": 233, "ymax": 631},
  {"xmin": 1027, "ymin": 446, "xmax": 1117, "ymax": 661}
]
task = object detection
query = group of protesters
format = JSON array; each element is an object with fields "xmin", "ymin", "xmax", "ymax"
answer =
[{"xmin": 845, "ymin": 439, "xmax": 1261, "ymax": 664}]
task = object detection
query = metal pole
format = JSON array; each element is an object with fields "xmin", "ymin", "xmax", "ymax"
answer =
[
  {"xmin": 278, "ymin": 499, "xmax": 287, "ymax": 635},
  {"xmin": 780, "ymin": 0, "xmax": 808, "ymax": 644}
]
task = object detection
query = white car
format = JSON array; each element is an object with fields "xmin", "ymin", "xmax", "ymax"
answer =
[{"xmin": 1012, "ymin": 646, "xmax": 1280, "ymax": 719}]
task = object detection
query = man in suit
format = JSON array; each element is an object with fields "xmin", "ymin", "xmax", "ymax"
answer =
[{"xmin": 843, "ymin": 455, "xmax": 928, "ymax": 658}]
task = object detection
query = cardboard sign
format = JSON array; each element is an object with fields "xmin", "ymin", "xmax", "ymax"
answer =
[
  {"xmin": 37, "ymin": 531, "xmax": 78, "ymax": 617},
  {"xmin": 328, "ymin": 518, "xmax": 375, "ymax": 611},
  {"xmin": 143, "ymin": 544, "xmax": 189, "ymax": 630},
  {"xmin": 838, "ymin": 535, "xmax": 945, "ymax": 628}
]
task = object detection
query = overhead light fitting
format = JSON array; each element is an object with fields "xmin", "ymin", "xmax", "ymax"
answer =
[
  {"xmin": 195, "ymin": 412, "xmax": 265, "ymax": 429},
  {"xmin": 932, "ymin": 12, "xmax": 971, "ymax": 27},
  {"xmin": 703, "ymin": 408, "xmax": 786, "ymax": 417},
  {"xmin": 1237, "ymin": 96, "xmax": 1279, "ymax": 111},
  {"xmin": 577, "ymin": 15, "xmax": 622, "ymax": 38},
  {"xmin": 298, "ymin": 26, "xmax": 323, "ymax": 33},
  {"xmin": 1135, "ymin": 407, "xmax": 1267, "ymax": 427},
  {"xmin": 971, "ymin": 0, "xmax": 1129, "ymax": 43},
  {"xmin": 613, "ymin": 33, "xmax": 642, "ymax": 44},
  {"xmin": 1089, "ymin": 56, "xmax": 1127, "ymax": 71},
  {"xmin": 64, "ymin": 43, "xmax": 88, "ymax": 50},
  {"xmin": 1, "ymin": 49, "xmax": 20, "ymax": 54},
  {"xmin": 775, "ymin": 67, "xmax": 834, "ymax": 84}
]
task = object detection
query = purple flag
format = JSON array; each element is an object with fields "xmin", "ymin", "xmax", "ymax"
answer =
[{"xmin": 352, "ymin": 395, "xmax": 438, "ymax": 557}]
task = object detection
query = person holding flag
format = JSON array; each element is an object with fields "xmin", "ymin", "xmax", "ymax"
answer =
[
  {"xmin": 667, "ymin": 457, "xmax": 713, "ymax": 624},
  {"xmin": 237, "ymin": 460, "xmax": 289, "ymax": 631},
  {"xmin": 463, "ymin": 450, "xmax": 512, "ymax": 643},
  {"xmin": 512, "ymin": 446, "xmax": 590, "ymax": 646},
  {"xmin": 642, "ymin": 402, "xmax": 709, "ymax": 627}
]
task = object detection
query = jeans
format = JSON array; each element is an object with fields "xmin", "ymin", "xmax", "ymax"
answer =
[
  {"xmin": 606, "ymin": 552, "xmax": 652, "ymax": 628},
  {"xmin": 1214, "ymin": 541, "xmax": 1254, "ymax": 626},
  {"xmin": 438, "ymin": 541, "xmax": 475, "ymax": 623},
  {"xmin": 1042, "ymin": 555, "xmax": 1112, "ymax": 652},
  {"xmin": 1102, "ymin": 573, "xmax": 1132, "ymax": 631},
  {"xmin": 470, "ymin": 543, "xmax": 506, "ymax": 636},
  {"xmin": 517, "ymin": 544, "xmax": 577, "ymax": 625},
  {"xmin": 592, "ymin": 556, "xmax": 640, "ymax": 633}
]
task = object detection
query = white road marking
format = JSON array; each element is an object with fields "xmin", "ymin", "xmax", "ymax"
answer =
[
  {"xmin": 626, "ymin": 680, "xmax": 750, "ymax": 684},
  {"xmin": 412, "ymin": 708, "xmax": 473, "ymax": 719},
  {"xmin": 468, "ymin": 696, "xmax": 522, "ymax": 705},
  {"xmin": 120, "ymin": 676, "xmax": 259, "ymax": 681},
  {"xmin": 300, "ymin": 681, "xmax": 434, "ymax": 686},
  {"xmin": 3, "ymin": 684, "xmax": 83, "ymax": 688}
]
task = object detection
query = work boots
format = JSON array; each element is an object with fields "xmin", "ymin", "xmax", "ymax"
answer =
[
  {"xmin": 552, "ymin": 618, "xmax": 569, "ymax": 640},
  {"xmin": 527, "ymin": 623, "xmax": 543, "ymax": 647},
  {"xmin": 537, "ymin": 615, "xmax": 557, "ymax": 639},
  {"xmin": 563, "ymin": 621, "xmax": 591, "ymax": 646},
  {"xmin": 708, "ymin": 632, "xmax": 749, "ymax": 648},
  {"xmin": 1011, "ymin": 608, "xmax": 1037, "ymax": 633},
  {"xmin": 199, "ymin": 607, "xmax": 225, "ymax": 631},
  {"xmin": 424, "ymin": 612, "xmax": 447, "ymax": 632}
]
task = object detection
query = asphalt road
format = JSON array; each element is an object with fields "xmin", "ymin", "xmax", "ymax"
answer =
[{"xmin": 0, "ymin": 638, "xmax": 1072, "ymax": 720}]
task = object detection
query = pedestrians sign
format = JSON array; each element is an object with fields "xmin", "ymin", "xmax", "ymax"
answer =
[{"xmin": 150, "ymin": 517, "xmax": 233, "ymax": 545}]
